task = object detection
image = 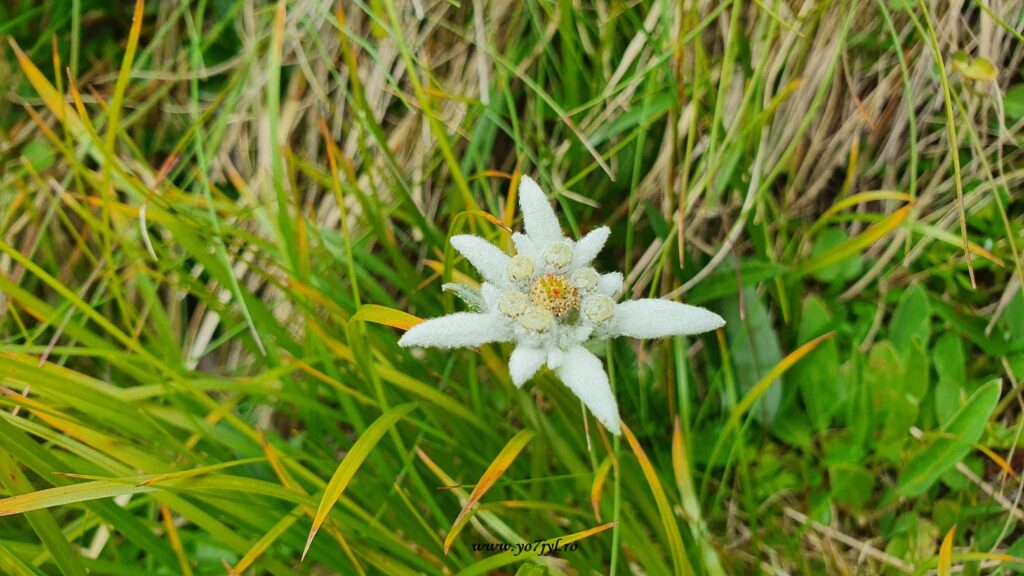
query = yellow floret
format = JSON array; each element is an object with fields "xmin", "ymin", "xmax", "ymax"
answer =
[{"xmin": 529, "ymin": 273, "xmax": 579, "ymax": 316}]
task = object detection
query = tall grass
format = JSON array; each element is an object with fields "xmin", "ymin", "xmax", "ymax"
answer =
[{"xmin": 1, "ymin": 0, "xmax": 1023, "ymax": 574}]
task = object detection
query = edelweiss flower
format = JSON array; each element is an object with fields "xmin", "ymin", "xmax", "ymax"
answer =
[{"xmin": 399, "ymin": 176, "xmax": 724, "ymax": 435}]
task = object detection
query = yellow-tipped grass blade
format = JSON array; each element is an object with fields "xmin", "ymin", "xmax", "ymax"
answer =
[
  {"xmin": 910, "ymin": 222, "xmax": 1005, "ymax": 267},
  {"xmin": 8, "ymin": 39, "xmax": 83, "ymax": 135},
  {"xmin": 701, "ymin": 332, "xmax": 837, "ymax": 507},
  {"xmin": 622, "ymin": 422, "xmax": 695, "ymax": 576},
  {"xmin": 237, "ymin": 506, "xmax": 304, "ymax": 573},
  {"xmin": 105, "ymin": 0, "xmax": 144, "ymax": 152},
  {"xmin": 938, "ymin": 525, "xmax": 954, "ymax": 576},
  {"xmin": 812, "ymin": 190, "xmax": 913, "ymax": 231},
  {"xmin": 252, "ymin": 433, "xmax": 365, "ymax": 575},
  {"xmin": 799, "ymin": 206, "xmax": 911, "ymax": 276},
  {"xmin": 590, "ymin": 456, "xmax": 613, "ymax": 522},
  {"xmin": 727, "ymin": 332, "xmax": 836, "ymax": 431},
  {"xmin": 351, "ymin": 304, "xmax": 423, "ymax": 330},
  {"xmin": 455, "ymin": 209, "xmax": 513, "ymax": 233},
  {"xmin": 444, "ymin": 429, "xmax": 535, "ymax": 554},
  {"xmin": 302, "ymin": 403, "xmax": 416, "ymax": 560},
  {"xmin": 159, "ymin": 504, "xmax": 193, "ymax": 576},
  {"xmin": 0, "ymin": 481, "xmax": 156, "ymax": 516}
]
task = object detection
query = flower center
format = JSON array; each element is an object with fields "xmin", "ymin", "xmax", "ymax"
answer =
[{"xmin": 529, "ymin": 273, "xmax": 579, "ymax": 316}]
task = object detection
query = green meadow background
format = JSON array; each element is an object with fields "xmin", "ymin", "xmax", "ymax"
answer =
[{"xmin": 1, "ymin": 0, "xmax": 1023, "ymax": 574}]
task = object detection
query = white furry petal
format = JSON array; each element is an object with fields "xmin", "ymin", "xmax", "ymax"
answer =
[
  {"xmin": 571, "ymin": 226, "xmax": 610, "ymax": 270},
  {"xmin": 546, "ymin": 347, "xmax": 565, "ymax": 369},
  {"xmin": 450, "ymin": 235, "xmax": 510, "ymax": 287},
  {"xmin": 398, "ymin": 313, "xmax": 512, "ymax": 349},
  {"xmin": 554, "ymin": 346, "xmax": 620, "ymax": 435},
  {"xmin": 511, "ymin": 232, "xmax": 540, "ymax": 261},
  {"xmin": 518, "ymin": 176, "xmax": 563, "ymax": 246},
  {"xmin": 611, "ymin": 299, "xmax": 725, "ymax": 339},
  {"xmin": 480, "ymin": 282, "xmax": 501, "ymax": 309},
  {"xmin": 509, "ymin": 346, "xmax": 547, "ymax": 387},
  {"xmin": 597, "ymin": 272, "xmax": 623, "ymax": 296}
]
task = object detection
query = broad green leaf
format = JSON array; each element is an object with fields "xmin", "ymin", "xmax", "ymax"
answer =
[
  {"xmin": 790, "ymin": 296, "xmax": 841, "ymax": 431},
  {"xmin": 769, "ymin": 399, "xmax": 813, "ymax": 450},
  {"xmin": 722, "ymin": 287, "xmax": 783, "ymax": 423},
  {"xmin": 905, "ymin": 340, "xmax": 930, "ymax": 401},
  {"xmin": 951, "ymin": 51, "xmax": 998, "ymax": 81},
  {"xmin": 934, "ymin": 332, "xmax": 966, "ymax": 422},
  {"xmin": 864, "ymin": 342, "xmax": 904, "ymax": 429},
  {"xmin": 809, "ymin": 227, "xmax": 862, "ymax": 283},
  {"xmin": 726, "ymin": 332, "xmax": 836, "ymax": 433},
  {"xmin": 1011, "ymin": 355, "xmax": 1024, "ymax": 384},
  {"xmin": 1006, "ymin": 535, "xmax": 1024, "ymax": 573},
  {"xmin": 1005, "ymin": 84, "xmax": 1024, "ymax": 122},
  {"xmin": 997, "ymin": 291, "xmax": 1024, "ymax": 343},
  {"xmin": 898, "ymin": 380, "xmax": 1000, "ymax": 496},
  {"xmin": 860, "ymin": 340, "xmax": 918, "ymax": 460},
  {"xmin": 21, "ymin": 140, "xmax": 54, "ymax": 171},
  {"xmin": 878, "ymin": 392, "xmax": 917, "ymax": 462},
  {"xmin": 828, "ymin": 463, "xmax": 875, "ymax": 509},
  {"xmin": 891, "ymin": 284, "xmax": 930, "ymax": 353}
]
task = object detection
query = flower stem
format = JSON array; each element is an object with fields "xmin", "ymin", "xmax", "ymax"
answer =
[{"xmin": 607, "ymin": 341, "xmax": 623, "ymax": 574}]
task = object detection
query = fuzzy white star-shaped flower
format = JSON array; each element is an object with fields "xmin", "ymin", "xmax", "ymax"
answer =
[{"xmin": 399, "ymin": 176, "xmax": 725, "ymax": 435}]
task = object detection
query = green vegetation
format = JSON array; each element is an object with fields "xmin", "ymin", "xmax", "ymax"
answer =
[{"xmin": 1, "ymin": 0, "xmax": 1022, "ymax": 574}]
